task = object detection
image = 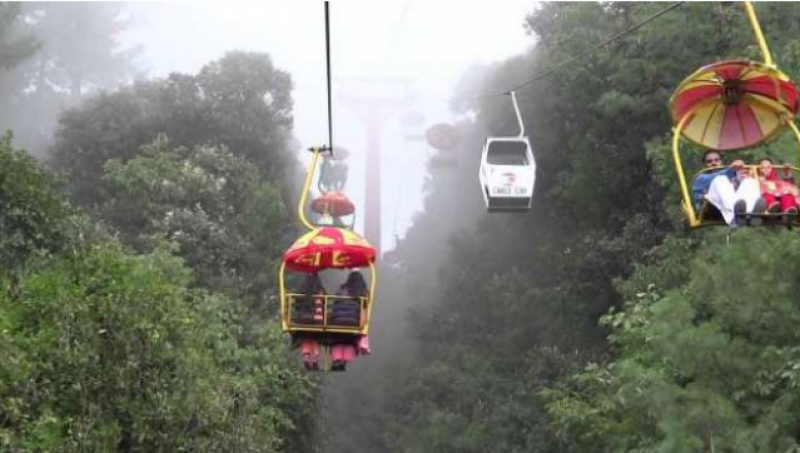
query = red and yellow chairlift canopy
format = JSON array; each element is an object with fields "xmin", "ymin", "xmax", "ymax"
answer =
[
  {"xmin": 283, "ymin": 227, "xmax": 375, "ymax": 273},
  {"xmin": 671, "ymin": 59, "xmax": 799, "ymax": 151}
]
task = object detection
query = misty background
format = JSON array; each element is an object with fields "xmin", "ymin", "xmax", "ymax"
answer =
[
  {"xmin": 3, "ymin": 1, "xmax": 535, "ymax": 251},
  {"xmin": 6, "ymin": 2, "xmax": 800, "ymax": 453},
  {"xmin": 0, "ymin": 3, "xmax": 536, "ymax": 451}
]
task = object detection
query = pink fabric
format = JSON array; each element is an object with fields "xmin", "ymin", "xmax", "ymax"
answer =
[
  {"xmin": 719, "ymin": 103, "xmax": 761, "ymax": 150},
  {"xmin": 358, "ymin": 335, "xmax": 371, "ymax": 355},
  {"xmin": 330, "ymin": 344, "xmax": 357, "ymax": 362},
  {"xmin": 761, "ymin": 169, "xmax": 800, "ymax": 208},
  {"xmin": 674, "ymin": 85, "xmax": 719, "ymax": 120},
  {"xmin": 313, "ymin": 297, "xmax": 324, "ymax": 323},
  {"xmin": 781, "ymin": 194, "xmax": 798, "ymax": 212},
  {"xmin": 300, "ymin": 339, "xmax": 320, "ymax": 366}
]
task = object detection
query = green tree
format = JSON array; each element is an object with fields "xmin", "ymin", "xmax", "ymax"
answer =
[
  {"xmin": 51, "ymin": 51, "xmax": 295, "ymax": 207},
  {"xmin": 0, "ymin": 3, "xmax": 38, "ymax": 72},
  {"xmin": 0, "ymin": 132, "xmax": 69, "ymax": 270},
  {"xmin": 102, "ymin": 136, "xmax": 290, "ymax": 309},
  {"xmin": 370, "ymin": 3, "xmax": 800, "ymax": 453},
  {"xmin": 546, "ymin": 230, "xmax": 800, "ymax": 453},
  {"xmin": 0, "ymin": 243, "xmax": 314, "ymax": 452},
  {"xmin": 0, "ymin": 134, "xmax": 317, "ymax": 452}
]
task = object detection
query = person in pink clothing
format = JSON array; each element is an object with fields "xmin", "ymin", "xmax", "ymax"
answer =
[
  {"xmin": 758, "ymin": 158, "xmax": 799, "ymax": 222},
  {"xmin": 291, "ymin": 273, "xmax": 326, "ymax": 370},
  {"xmin": 330, "ymin": 271, "xmax": 370, "ymax": 371}
]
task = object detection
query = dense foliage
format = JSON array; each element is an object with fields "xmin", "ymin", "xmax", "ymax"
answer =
[
  {"xmin": 102, "ymin": 136, "xmax": 290, "ymax": 310},
  {"xmin": 341, "ymin": 3, "xmax": 800, "ymax": 453},
  {"xmin": 50, "ymin": 51, "xmax": 295, "ymax": 207},
  {"xmin": 0, "ymin": 242, "xmax": 310, "ymax": 452},
  {"xmin": 7, "ymin": 2, "xmax": 800, "ymax": 452},
  {"xmin": 0, "ymin": 46, "xmax": 315, "ymax": 449}
]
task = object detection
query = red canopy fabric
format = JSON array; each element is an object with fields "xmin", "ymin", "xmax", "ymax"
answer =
[
  {"xmin": 283, "ymin": 227, "xmax": 375, "ymax": 272},
  {"xmin": 311, "ymin": 191, "xmax": 355, "ymax": 217},
  {"xmin": 670, "ymin": 60, "xmax": 799, "ymax": 151}
]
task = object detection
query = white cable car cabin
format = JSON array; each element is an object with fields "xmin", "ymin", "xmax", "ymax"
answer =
[{"xmin": 478, "ymin": 91, "xmax": 536, "ymax": 212}]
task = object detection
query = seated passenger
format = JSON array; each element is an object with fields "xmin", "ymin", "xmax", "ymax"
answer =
[
  {"xmin": 758, "ymin": 158, "xmax": 799, "ymax": 221},
  {"xmin": 691, "ymin": 150, "xmax": 764, "ymax": 226},
  {"xmin": 292, "ymin": 273, "xmax": 325, "ymax": 325},
  {"xmin": 330, "ymin": 271, "xmax": 370, "ymax": 371},
  {"xmin": 291, "ymin": 273, "xmax": 326, "ymax": 370}
]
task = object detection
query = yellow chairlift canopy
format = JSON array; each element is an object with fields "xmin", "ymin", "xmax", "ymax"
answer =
[{"xmin": 670, "ymin": 59, "xmax": 799, "ymax": 152}]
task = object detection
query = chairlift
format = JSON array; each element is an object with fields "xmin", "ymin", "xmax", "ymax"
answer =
[
  {"xmin": 478, "ymin": 91, "xmax": 536, "ymax": 212},
  {"xmin": 668, "ymin": 3, "xmax": 800, "ymax": 229}
]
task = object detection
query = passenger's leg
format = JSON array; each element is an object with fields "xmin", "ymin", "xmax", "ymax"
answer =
[
  {"xmin": 736, "ymin": 178, "xmax": 763, "ymax": 213},
  {"xmin": 705, "ymin": 176, "xmax": 738, "ymax": 225},
  {"xmin": 780, "ymin": 194, "xmax": 798, "ymax": 212},
  {"xmin": 357, "ymin": 335, "xmax": 371, "ymax": 355},
  {"xmin": 764, "ymin": 192, "xmax": 779, "ymax": 213},
  {"xmin": 781, "ymin": 195, "xmax": 798, "ymax": 225},
  {"xmin": 330, "ymin": 344, "xmax": 342, "ymax": 361},
  {"xmin": 341, "ymin": 344, "xmax": 357, "ymax": 363}
]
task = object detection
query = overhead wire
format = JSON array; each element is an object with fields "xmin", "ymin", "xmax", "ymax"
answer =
[
  {"xmin": 367, "ymin": 1, "xmax": 685, "ymax": 245},
  {"xmin": 324, "ymin": 1, "xmax": 334, "ymax": 153},
  {"xmin": 463, "ymin": 1, "xmax": 686, "ymax": 102}
]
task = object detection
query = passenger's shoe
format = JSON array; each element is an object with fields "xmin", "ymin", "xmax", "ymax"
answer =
[
  {"xmin": 785, "ymin": 206, "xmax": 798, "ymax": 226},
  {"xmin": 734, "ymin": 199, "xmax": 747, "ymax": 217},
  {"xmin": 733, "ymin": 199, "xmax": 747, "ymax": 225},
  {"xmin": 331, "ymin": 361, "xmax": 346, "ymax": 372},
  {"xmin": 749, "ymin": 198, "xmax": 767, "ymax": 226},
  {"xmin": 768, "ymin": 202, "xmax": 781, "ymax": 214}
]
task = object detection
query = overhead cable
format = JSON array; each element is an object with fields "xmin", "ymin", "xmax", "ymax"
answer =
[{"xmin": 473, "ymin": 1, "xmax": 686, "ymax": 101}]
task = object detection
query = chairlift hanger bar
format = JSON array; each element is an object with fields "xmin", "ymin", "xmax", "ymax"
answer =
[{"xmin": 325, "ymin": 1, "xmax": 334, "ymax": 156}]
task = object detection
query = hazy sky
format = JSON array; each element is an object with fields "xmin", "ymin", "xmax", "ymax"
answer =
[{"xmin": 124, "ymin": 1, "xmax": 537, "ymax": 251}]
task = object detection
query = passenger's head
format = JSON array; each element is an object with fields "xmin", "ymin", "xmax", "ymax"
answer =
[
  {"xmin": 759, "ymin": 157, "xmax": 773, "ymax": 174},
  {"xmin": 303, "ymin": 273, "xmax": 324, "ymax": 295},
  {"xmin": 703, "ymin": 150, "xmax": 723, "ymax": 168},
  {"xmin": 345, "ymin": 271, "xmax": 368, "ymax": 297}
]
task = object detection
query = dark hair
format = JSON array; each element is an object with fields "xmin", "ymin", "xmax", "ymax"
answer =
[
  {"xmin": 702, "ymin": 150, "xmax": 722, "ymax": 163},
  {"xmin": 343, "ymin": 271, "xmax": 368, "ymax": 298},
  {"xmin": 302, "ymin": 273, "xmax": 325, "ymax": 295}
]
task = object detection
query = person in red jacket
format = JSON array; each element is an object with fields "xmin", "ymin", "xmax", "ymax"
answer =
[{"xmin": 758, "ymin": 158, "xmax": 799, "ymax": 221}]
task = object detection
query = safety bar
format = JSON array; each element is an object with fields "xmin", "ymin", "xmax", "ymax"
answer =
[
  {"xmin": 690, "ymin": 164, "xmax": 800, "ymax": 191},
  {"xmin": 688, "ymin": 164, "xmax": 800, "ymax": 227},
  {"xmin": 283, "ymin": 293, "xmax": 369, "ymax": 334}
]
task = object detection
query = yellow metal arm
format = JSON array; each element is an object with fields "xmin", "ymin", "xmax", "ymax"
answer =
[
  {"xmin": 363, "ymin": 262, "xmax": 377, "ymax": 336},
  {"xmin": 297, "ymin": 147, "xmax": 322, "ymax": 231},
  {"xmin": 743, "ymin": 1, "xmax": 773, "ymax": 67},
  {"xmin": 672, "ymin": 113, "xmax": 697, "ymax": 226},
  {"xmin": 789, "ymin": 121, "xmax": 800, "ymax": 166},
  {"xmin": 279, "ymin": 261, "xmax": 288, "ymax": 331}
]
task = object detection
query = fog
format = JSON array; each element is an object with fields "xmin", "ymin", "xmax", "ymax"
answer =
[
  {"xmin": 124, "ymin": 4, "xmax": 537, "ymax": 450},
  {"xmin": 124, "ymin": 0, "xmax": 535, "ymax": 252},
  {"xmin": 2, "ymin": 2, "xmax": 539, "ymax": 451}
]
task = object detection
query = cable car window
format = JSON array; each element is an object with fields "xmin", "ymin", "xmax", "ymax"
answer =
[{"xmin": 487, "ymin": 142, "xmax": 529, "ymax": 166}]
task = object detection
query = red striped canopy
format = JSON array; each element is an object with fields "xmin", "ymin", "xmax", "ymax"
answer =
[
  {"xmin": 283, "ymin": 227, "xmax": 375, "ymax": 272},
  {"xmin": 311, "ymin": 191, "xmax": 355, "ymax": 217},
  {"xmin": 670, "ymin": 60, "xmax": 799, "ymax": 151}
]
